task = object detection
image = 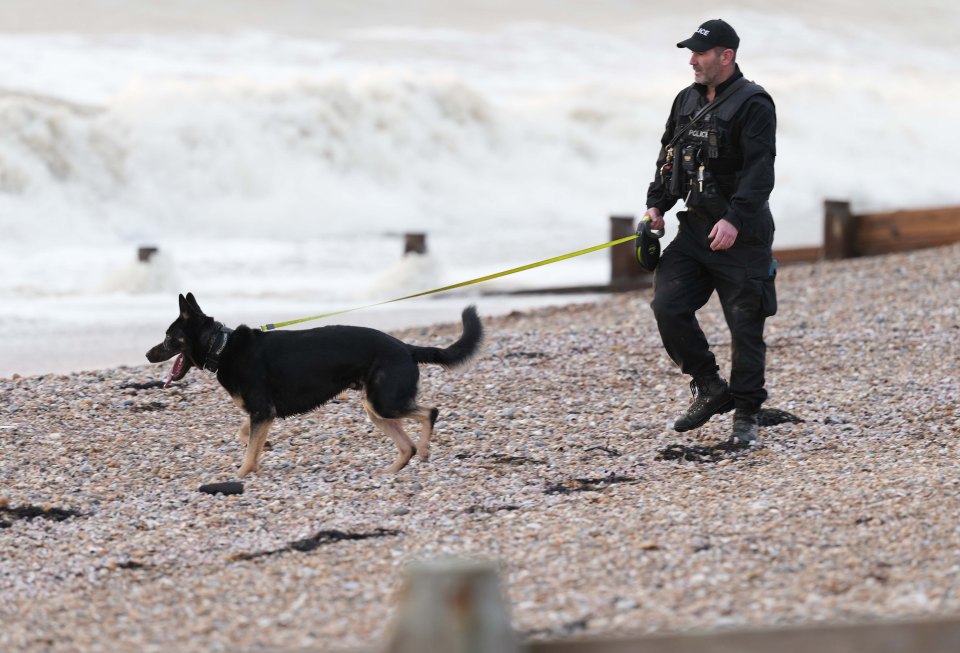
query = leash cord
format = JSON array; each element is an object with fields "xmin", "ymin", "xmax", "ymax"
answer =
[{"xmin": 259, "ymin": 233, "xmax": 639, "ymax": 331}]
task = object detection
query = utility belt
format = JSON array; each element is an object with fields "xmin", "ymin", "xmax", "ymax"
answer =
[{"xmin": 660, "ymin": 142, "xmax": 730, "ymax": 220}]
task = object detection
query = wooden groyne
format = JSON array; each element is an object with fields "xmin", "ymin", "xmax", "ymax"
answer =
[
  {"xmin": 822, "ymin": 200, "xmax": 960, "ymax": 259},
  {"xmin": 499, "ymin": 202, "xmax": 960, "ymax": 295}
]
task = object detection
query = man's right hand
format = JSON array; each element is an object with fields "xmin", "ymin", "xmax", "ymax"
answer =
[{"xmin": 642, "ymin": 207, "xmax": 664, "ymax": 231}]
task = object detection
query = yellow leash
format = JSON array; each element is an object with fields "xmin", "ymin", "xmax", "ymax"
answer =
[{"xmin": 259, "ymin": 233, "xmax": 639, "ymax": 331}]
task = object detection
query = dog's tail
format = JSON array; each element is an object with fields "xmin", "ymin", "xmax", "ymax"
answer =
[{"xmin": 408, "ymin": 305, "xmax": 483, "ymax": 369}]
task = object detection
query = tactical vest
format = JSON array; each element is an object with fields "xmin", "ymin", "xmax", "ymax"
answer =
[{"xmin": 665, "ymin": 79, "xmax": 773, "ymax": 218}]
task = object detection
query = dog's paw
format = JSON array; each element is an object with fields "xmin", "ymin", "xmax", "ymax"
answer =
[
  {"xmin": 383, "ymin": 459, "xmax": 412, "ymax": 474},
  {"xmin": 237, "ymin": 462, "xmax": 259, "ymax": 478}
]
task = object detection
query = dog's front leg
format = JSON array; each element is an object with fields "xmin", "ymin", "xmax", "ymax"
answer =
[{"xmin": 238, "ymin": 415, "xmax": 274, "ymax": 478}]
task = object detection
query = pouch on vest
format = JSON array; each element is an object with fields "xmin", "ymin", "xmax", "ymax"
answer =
[{"xmin": 699, "ymin": 169, "xmax": 731, "ymax": 220}]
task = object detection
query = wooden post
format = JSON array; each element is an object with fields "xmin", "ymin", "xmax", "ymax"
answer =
[
  {"xmin": 385, "ymin": 559, "xmax": 520, "ymax": 653},
  {"xmin": 138, "ymin": 246, "xmax": 158, "ymax": 263},
  {"xmin": 609, "ymin": 215, "xmax": 644, "ymax": 285},
  {"xmin": 823, "ymin": 200, "xmax": 857, "ymax": 260},
  {"xmin": 404, "ymin": 233, "xmax": 427, "ymax": 255}
]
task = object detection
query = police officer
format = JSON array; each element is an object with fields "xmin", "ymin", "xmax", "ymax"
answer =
[{"xmin": 643, "ymin": 19, "xmax": 777, "ymax": 445}]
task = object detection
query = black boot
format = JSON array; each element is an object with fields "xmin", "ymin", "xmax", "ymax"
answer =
[
  {"xmin": 730, "ymin": 408, "xmax": 760, "ymax": 446},
  {"xmin": 672, "ymin": 375, "xmax": 734, "ymax": 432}
]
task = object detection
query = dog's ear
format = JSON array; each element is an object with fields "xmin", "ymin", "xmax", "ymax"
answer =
[
  {"xmin": 178, "ymin": 293, "xmax": 191, "ymax": 319},
  {"xmin": 184, "ymin": 292, "xmax": 206, "ymax": 316}
]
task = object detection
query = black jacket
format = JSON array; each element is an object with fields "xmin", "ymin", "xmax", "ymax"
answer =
[{"xmin": 646, "ymin": 66, "xmax": 776, "ymax": 238}]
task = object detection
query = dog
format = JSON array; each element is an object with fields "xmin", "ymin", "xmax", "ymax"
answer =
[{"xmin": 145, "ymin": 293, "xmax": 482, "ymax": 477}]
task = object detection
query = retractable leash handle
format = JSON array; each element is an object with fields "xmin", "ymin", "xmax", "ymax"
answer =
[{"xmin": 636, "ymin": 216, "xmax": 665, "ymax": 272}]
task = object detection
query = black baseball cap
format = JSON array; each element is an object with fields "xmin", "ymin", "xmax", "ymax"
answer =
[{"xmin": 676, "ymin": 19, "xmax": 740, "ymax": 51}]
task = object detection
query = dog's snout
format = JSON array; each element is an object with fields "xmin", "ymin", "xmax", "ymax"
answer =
[{"xmin": 145, "ymin": 343, "xmax": 174, "ymax": 363}]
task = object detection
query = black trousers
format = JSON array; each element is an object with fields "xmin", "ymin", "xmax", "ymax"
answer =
[{"xmin": 650, "ymin": 212, "xmax": 777, "ymax": 410}]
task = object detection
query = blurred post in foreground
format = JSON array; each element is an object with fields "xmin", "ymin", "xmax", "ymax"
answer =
[{"xmin": 385, "ymin": 558, "xmax": 519, "ymax": 653}]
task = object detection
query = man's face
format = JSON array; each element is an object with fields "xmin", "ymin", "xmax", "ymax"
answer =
[{"xmin": 688, "ymin": 48, "xmax": 728, "ymax": 86}]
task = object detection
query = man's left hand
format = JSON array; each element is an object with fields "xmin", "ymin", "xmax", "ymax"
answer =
[{"xmin": 708, "ymin": 219, "xmax": 739, "ymax": 251}]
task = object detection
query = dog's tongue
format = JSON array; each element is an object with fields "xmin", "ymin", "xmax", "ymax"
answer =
[{"xmin": 164, "ymin": 354, "xmax": 186, "ymax": 388}]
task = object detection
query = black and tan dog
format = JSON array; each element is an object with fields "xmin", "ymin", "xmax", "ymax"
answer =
[{"xmin": 146, "ymin": 293, "xmax": 482, "ymax": 477}]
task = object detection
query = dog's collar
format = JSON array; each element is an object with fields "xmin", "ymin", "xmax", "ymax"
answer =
[{"xmin": 202, "ymin": 323, "xmax": 233, "ymax": 373}]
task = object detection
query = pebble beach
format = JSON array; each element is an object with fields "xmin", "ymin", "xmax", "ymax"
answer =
[{"xmin": 2, "ymin": 243, "xmax": 959, "ymax": 652}]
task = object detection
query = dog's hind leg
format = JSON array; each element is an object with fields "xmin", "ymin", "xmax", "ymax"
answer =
[
  {"xmin": 362, "ymin": 398, "xmax": 416, "ymax": 474},
  {"xmin": 412, "ymin": 407, "xmax": 440, "ymax": 462},
  {"xmin": 236, "ymin": 416, "xmax": 251, "ymax": 447},
  {"xmin": 230, "ymin": 395, "xmax": 251, "ymax": 447},
  {"xmin": 238, "ymin": 415, "xmax": 274, "ymax": 478}
]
